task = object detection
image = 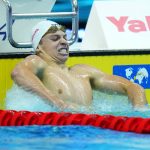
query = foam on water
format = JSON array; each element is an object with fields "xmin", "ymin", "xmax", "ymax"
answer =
[
  {"xmin": 92, "ymin": 91, "xmax": 150, "ymax": 117},
  {"xmin": 5, "ymin": 84, "xmax": 150, "ymax": 117},
  {"xmin": 6, "ymin": 84, "xmax": 58, "ymax": 112}
]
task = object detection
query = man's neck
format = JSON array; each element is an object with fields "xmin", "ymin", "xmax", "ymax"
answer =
[{"xmin": 36, "ymin": 49, "xmax": 68, "ymax": 70}]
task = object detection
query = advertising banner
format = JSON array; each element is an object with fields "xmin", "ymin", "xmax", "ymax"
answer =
[{"xmin": 81, "ymin": 0, "xmax": 150, "ymax": 50}]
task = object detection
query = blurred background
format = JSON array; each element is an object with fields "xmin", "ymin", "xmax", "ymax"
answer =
[
  {"xmin": 2, "ymin": 0, "xmax": 149, "ymax": 52},
  {"xmin": 51, "ymin": 0, "xmax": 94, "ymax": 44}
]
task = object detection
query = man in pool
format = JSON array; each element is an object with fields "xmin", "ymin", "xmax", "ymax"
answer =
[{"xmin": 11, "ymin": 20, "xmax": 147, "ymax": 111}]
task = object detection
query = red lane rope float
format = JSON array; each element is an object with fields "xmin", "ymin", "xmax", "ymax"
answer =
[{"xmin": 0, "ymin": 110, "xmax": 150, "ymax": 134}]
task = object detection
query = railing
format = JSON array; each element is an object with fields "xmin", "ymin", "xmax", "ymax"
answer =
[{"xmin": 2, "ymin": 0, "xmax": 79, "ymax": 48}]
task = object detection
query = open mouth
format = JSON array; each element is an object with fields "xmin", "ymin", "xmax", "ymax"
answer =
[{"xmin": 58, "ymin": 48, "xmax": 69, "ymax": 55}]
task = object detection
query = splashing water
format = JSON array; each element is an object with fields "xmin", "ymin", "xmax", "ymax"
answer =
[
  {"xmin": 91, "ymin": 91, "xmax": 150, "ymax": 117},
  {"xmin": 6, "ymin": 84, "xmax": 58, "ymax": 112},
  {"xmin": 5, "ymin": 84, "xmax": 150, "ymax": 117}
]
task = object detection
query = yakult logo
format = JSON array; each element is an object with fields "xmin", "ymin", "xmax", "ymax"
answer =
[{"xmin": 106, "ymin": 16, "xmax": 150, "ymax": 33}]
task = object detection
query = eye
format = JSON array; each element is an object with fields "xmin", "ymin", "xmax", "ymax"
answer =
[{"xmin": 49, "ymin": 35, "xmax": 60, "ymax": 41}]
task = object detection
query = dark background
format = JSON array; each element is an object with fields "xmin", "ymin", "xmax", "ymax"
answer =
[{"xmin": 51, "ymin": 0, "xmax": 94, "ymax": 29}]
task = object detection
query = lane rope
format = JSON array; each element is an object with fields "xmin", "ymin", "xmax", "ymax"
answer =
[{"xmin": 0, "ymin": 110, "xmax": 150, "ymax": 134}]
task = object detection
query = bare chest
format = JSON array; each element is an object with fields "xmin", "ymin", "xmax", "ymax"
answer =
[{"xmin": 42, "ymin": 67, "xmax": 92, "ymax": 105}]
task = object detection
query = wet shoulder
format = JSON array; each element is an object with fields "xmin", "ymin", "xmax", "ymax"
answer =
[
  {"xmin": 21, "ymin": 55, "xmax": 48, "ymax": 71},
  {"xmin": 24, "ymin": 55, "xmax": 43, "ymax": 62},
  {"xmin": 70, "ymin": 64, "xmax": 104, "ymax": 76},
  {"xmin": 23, "ymin": 55, "xmax": 47, "ymax": 65},
  {"xmin": 71, "ymin": 64, "xmax": 98, "ymax": 71},
  {"xmin": 69, "ymin": 64, "xmax": 93, "ymax": 75}
]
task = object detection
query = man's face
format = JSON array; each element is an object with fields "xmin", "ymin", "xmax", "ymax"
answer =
[{"xmin": 40, "ymin": 30, "xmax": 69, "ymax": 63}]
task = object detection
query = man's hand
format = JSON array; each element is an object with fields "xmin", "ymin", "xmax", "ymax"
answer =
[{"xmin": 127, "ymin": 83, "xmax": 147, "ymax": 108}]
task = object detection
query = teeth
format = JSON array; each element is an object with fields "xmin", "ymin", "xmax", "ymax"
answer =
[
  {"xmin": 59, "ymin": 48, "xmax": 67, "ymax": 52},
  {"xmin": 59, "ymin": 49, "xmax": 67, "ymax": 54}
]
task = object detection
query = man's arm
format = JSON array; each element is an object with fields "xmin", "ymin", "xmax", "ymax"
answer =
[
  {"xmin": 92, "ymin": 74, "xmax": 147, "ymax": 108},
  {"xmin": 79, "ymin": 64, "xmax": 147, "ymax": 108},
  {"xmin": 11, "ymin": 55, "xmax": 68, "ymax": 109}
]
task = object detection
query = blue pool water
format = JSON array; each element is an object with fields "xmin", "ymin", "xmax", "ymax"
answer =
[
  {"xmin": 3, "ymin": 86, "xmax": 150, "ymax": 149},
  {"xmin": 0, "ymin": 125, "xmax": 150, "ymax": 150}
]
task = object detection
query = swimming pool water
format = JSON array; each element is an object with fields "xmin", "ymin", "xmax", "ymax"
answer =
[
  {"xmin": 4, "ymin": 85, "xmax": 150, "ymax": 149},
  {"xmin": 6, "ymin": 85, "xmax": 149, "ymax": 114},
  {"xmin": 0, "ymin": 125, "xmax": 150, "ymax": 150}
]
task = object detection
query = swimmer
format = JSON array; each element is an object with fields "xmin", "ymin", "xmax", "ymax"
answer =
[{"xmin": 11, "ymin": 20, "xmax": 148, "ymax": 111}]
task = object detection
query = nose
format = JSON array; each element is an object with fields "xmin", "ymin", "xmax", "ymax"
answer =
[{"xmin": 60, "ymin": 37, "xmax": 68, "ymax": 45}]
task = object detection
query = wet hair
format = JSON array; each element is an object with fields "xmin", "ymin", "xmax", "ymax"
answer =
[{"xmin": 42, "ymin": 24, "xmax": 66, "ymax": 37}]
